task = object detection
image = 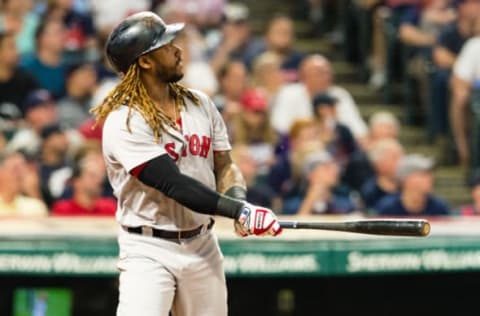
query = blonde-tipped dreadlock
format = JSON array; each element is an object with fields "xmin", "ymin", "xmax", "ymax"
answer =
[{"xmin": 90, "ymin": 63, "xmax": 199, "ymax": 141}]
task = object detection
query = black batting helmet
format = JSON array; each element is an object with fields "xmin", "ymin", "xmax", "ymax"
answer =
[{"xmin": 105, "ymin": 11, "xmax": 184, "ymax": 74}]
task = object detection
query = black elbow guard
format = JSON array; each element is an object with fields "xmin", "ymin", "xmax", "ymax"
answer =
[{"xmin": 137, "ymin": 154, "xmax": 244, "ymax": 219}]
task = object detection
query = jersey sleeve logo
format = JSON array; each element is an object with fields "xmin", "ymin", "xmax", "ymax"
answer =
[{"xmin": 165, "ymin": 134, "xmax": 212, "ymax": 161}]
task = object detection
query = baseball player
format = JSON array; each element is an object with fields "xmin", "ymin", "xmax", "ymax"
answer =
[{"xmin": 90, "ymin": 12, "xmax": 282, "ymax": 316}]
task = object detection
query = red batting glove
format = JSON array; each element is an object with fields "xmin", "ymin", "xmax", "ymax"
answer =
[{"xmin": 234, "ymin": 203, "xmax": 282, "ymax": 237}]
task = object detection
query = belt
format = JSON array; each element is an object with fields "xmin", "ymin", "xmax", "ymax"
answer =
[{"xmin": 123, "ymin": 219, "xmax": 214, "ymax": 241}]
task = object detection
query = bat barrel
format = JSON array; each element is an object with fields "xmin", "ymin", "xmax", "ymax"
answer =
[
  {"xmin": 279, "ymin": 219, "xmax": 431, "ymax": 237},
  {"xmin": 347, "ymin": 219, "xmax": 431, "ymax": 236}
]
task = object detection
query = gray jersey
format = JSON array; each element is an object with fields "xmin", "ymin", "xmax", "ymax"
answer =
[{"xmin": 102, "ymin": 89, "xmax": 231, "ymax": 230}]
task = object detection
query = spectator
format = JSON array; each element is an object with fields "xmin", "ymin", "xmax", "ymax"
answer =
[
  {"xmin": 359, "ymin": 1, "xmax": 389, "ymax": 89},
  {"xmin": 0, "ymin": 151, "xmax": 48, "ymax": 217},
  {"xmin": 311, "ymin": 93, "xmax": 359, "ymax": 169},
  {"xmin": 209, "ymin": 3, "xmax": 262, "ymax": 74},
  {"xmin": 311, "ymin": 93, "xmax": 374, "ymax": 190},
  {"xmin": 38, "ymin": 123, "xmax": 72, "ymax": 207},
  {"xmin": 160, "ymin": 0, "xmax": 226, "ymax": 29},
  {"xmin": 258, "ymin": 14, "xmax": 305, "ymax": 82},
  {"xmin": 230, "ymin": 145, "xmax": 278, "ymax": 209},
  {"xmin": 89, "ymin": 18, "xmax": 117, "ymax": 83},
  {"xmin": 0, "ymin": 103, "xmax": 23, "ymax": 153},
  {"xmin": 365, "ymin": 111, "xmax": 401, "ymax": 149},
  {"xmin": 157, "ymin": 0, "xmax": 218, "ymax": 62},
  {"xmin": 431, "ymin": 0, "xmax": 480, "ymax": 139},
  {"xmin": 361, "ymin": 139, "xmax": 404, "ymax": 211},
  {"xmin": 298, "ymin": 150, "xmax": 359, "ymax": 215},
  {"xmin": 90, "ymin": 0, "xmax": 151, "ymax": 38},
  {"xmin": 251, "ymin": 51, "xmax": 285, "ymax": 104},
  {"xmin": 59, "ymin": 143, "xmax": 113, "ymax": 199},
  {"xmin": 21, "ymin": 18, "xmax": 67, "ymax": 97},
  {"xmin": 90, "ymin": 64, "xmax": 120, "ymax": 111},
  {"xmin": 419, "ymin": 0, "xmax": 457, "ymax": 39},
  {"xmin": 450, "ymin": 21, "xmax": 480, "ymax": 166},
  {"xmin": 1, "ymin": 0, "xmax": 40, "ymax": 56},
  {"xmin": 459, "ymin": 171, "xmax": 480, "ymax": 215},
  {"xmin": 376, "ymin": 154, "xmax": 450, "ymax": 216},
  {"xmin": 397, "ymin": 1, "xmax": 437, "ymax": 49},
  {"xmin": 7, "ymin": 89, "xmax": 58, "ymax": 156},
  {"xmin": 366, "ymin": 0, "xmax": 455, "ymax": 92},
  {"xmin": 0, "ymin": 29, "xmax": 38, "ymax": 112},
  {"xmin": 42, "ymin": 0, "xmax": 97, "ymax": 61},
  {"xmin": 432, "ymin": 0, "xmax": 478, "ymax": 68},
  {"xmin": 270, "ymin": 54, "xmax": 368, "ymax": 142},
  {"xmin": 0, "ymin": 110, "xmax": 42, "ymax": 201},
  {"xmin": 57, "ymin": 61, "xmax": 97, "ymax": 128},
  {"xmin": 230, "ymin": 89, "xmax": 278, "ymax": 176},
  {"xmin": 268, "ymin": 119, "xmax": 321, "ymax": 213},
  {"xmin": 19, "ymin": 152, "xmax": 43, "ymax": 200},
  {"xmin": 212, "ymin": 60, "xmax": 248, "ymax": 125},
  {"xmin": 52, "ymin": 149, "xmax": 116, "ymax": 216},
  {"xmin": 341, "ymin": 112, "xmax": 401, "ymax": 191},
  {"xmin": 77, "ymin": 118, "xmax": 103, "ymax": 145}
]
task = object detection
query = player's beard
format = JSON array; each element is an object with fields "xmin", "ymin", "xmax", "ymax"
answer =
[{"xmin": 157, "ymin": 60, "xmax": 184, "ymax": 83}]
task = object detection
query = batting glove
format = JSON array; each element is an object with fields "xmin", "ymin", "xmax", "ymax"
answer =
[{"xmin": 234, "ymin": 202, "xmax": 282, "ymax": 237}]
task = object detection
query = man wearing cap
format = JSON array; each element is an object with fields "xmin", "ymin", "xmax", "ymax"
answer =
[
  {"xmin": 311, "ymin": 93, "xmax": 358, "ymax": 167},
  {"xmin": 375, "ymin": 154, "xmax": 450, "ymax": 216},
  {"xmin": 90, "ymin": 12, "xmax": 282, "ymax": 316},
  {"xmin": 310, "ymin": 92, "xmax": 372, "ymax": 190},
  {"xmin": 37, "ymin": 123, "xmax": 72, "ymax": 207},
  {"xmin": 230, "ymin": 89, "xmax": 278, "ymax": 177},
  {"xmin": 6, "ymin": 89, "xmax": 58, "ymax": 156}
]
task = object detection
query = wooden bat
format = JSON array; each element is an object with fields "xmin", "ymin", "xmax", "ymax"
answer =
[{"xmin": 278, "ymin": 219, "xmax": 431, "ymax": 237}]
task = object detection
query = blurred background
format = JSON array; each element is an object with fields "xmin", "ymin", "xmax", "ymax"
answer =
[{"xmin": 0, "ymin": 0, "xmax": 479, "ymax": 315}]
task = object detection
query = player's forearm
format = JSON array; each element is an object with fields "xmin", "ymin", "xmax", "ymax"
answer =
[
  {"xmin": 217, "ymin": 163, "xmax": 247, "ymax": 198},
  {"xmin": 214, "ymin": 151, "xmax": 247, "ymax": 200}
]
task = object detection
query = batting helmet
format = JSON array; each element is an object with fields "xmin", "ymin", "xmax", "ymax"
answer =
[{"xmin": 105, "ymin": 11, "xmax": 184, "ymax": 74}]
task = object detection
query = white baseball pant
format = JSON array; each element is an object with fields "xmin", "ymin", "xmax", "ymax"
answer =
[{"xmin": 116, "ymin": 228, "xmax": 228, "ymax": 316}]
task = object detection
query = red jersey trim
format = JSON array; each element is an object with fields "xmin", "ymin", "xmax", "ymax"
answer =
[{"xmin": 130, "ymin": 162, "xmax": 147, "ymax": 177}]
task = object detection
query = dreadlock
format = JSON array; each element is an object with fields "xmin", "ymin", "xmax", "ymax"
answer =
[{"xmin": 90, "ymin": 63, "xmax": 200, "ymax": 141}]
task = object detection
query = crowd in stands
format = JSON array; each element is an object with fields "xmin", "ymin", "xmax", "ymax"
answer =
[
  {"xmin": 351, "ymin": 0, "xmax": 480, "ymax": 159},
  {"xmin": 0, "ymin": 0, "xmax": 479, "ymax": 219}
]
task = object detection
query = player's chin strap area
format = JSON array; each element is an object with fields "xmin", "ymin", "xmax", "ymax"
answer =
[{"xmin": 122, "ymin": 218, "xmax": 215, "ymax": 242}]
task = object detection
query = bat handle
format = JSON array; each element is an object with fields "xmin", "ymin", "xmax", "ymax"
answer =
[{"xmin": 278, "ymin": 221, "xmax": 298, "ymax": 229}]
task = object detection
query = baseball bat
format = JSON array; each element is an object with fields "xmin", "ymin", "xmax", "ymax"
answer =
[{"xmin": 278, "ymin": 219, "xmax": 430, "ymax": 237}]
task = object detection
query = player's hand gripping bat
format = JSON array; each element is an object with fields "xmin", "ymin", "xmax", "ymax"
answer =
[{"xmin": 278, "ymin": 219, "xmax": 430, "ymax": 237}]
